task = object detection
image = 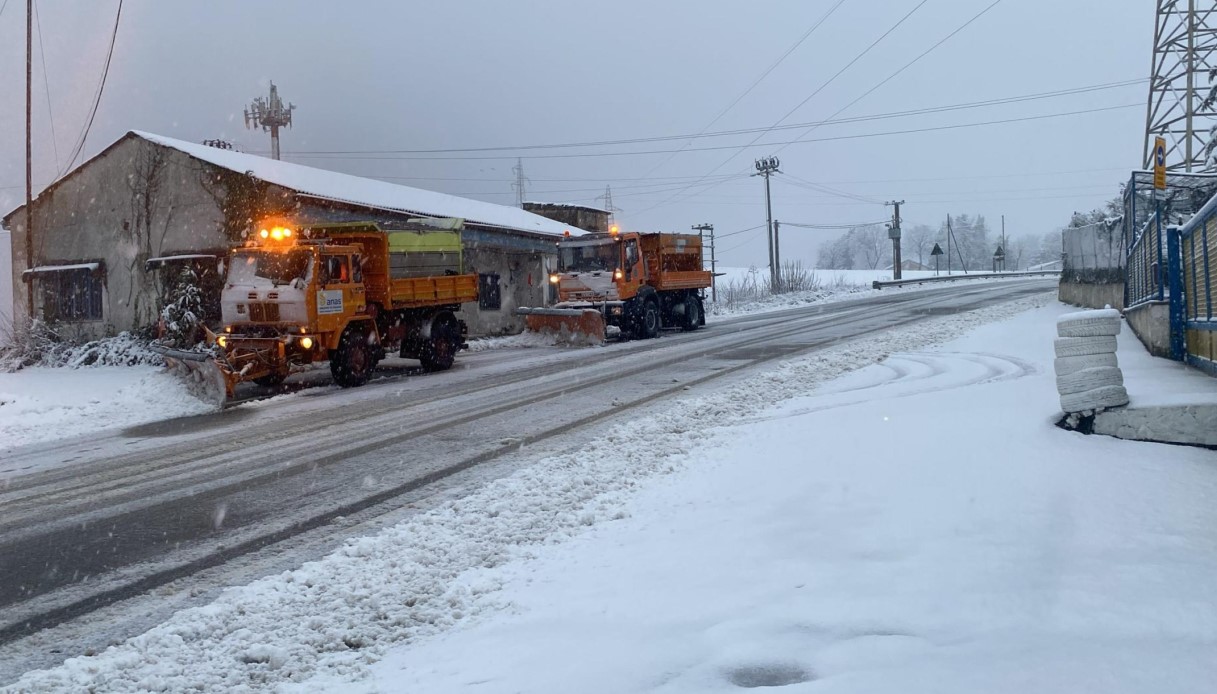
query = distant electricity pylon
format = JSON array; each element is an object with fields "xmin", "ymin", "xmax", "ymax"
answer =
[
  {"xmin": 245, "ymin": 82, "xmax": 295, "ymax": 161},
  {"xmin": 511, "ymin": 158, "xmax": 530, "ymax": 207},
  {"xmin": 1144, "ymin": 1, "xmax": 1217, "ymax": 172},
  {"xmin": 595, "ymin": 185, "xmax": 623, "ymax": 223}
]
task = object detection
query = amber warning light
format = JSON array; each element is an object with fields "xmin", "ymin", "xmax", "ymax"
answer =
[{"xmin": 258, "ymin": 226, "xmax": 295, "ymax": 242}]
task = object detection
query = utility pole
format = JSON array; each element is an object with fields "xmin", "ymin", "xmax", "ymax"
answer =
[
  {"xmin": 773, "ymin": 220, "xmax": 782, "ymax": 291},
  {"xmin": 25, "ymin": 0, "xmax": 33, "ymax": 318},
  {"xmin": 245, "ymin": 82, "xmax": 295, "ymax": 160},
  {"xmin": 946, "ymin": 214, "xmax": 952, "ymax": 275},
  {"xmin": 1001, "ymin": 214, "xmax": 1007, "ymax": 271},
  {"xmin": 511, "ymin": 158, "xmax": 529, "ymax": 207},
  {"xmin": 692, "ymin": 223, "xmax": 716, "ymax": 301},
  {"xmin": 886, "ymin": 200, "xmax": 904, "ymax": 280},
  {"xmin": 753, "ymin": 156, "xmax": 781, "ymax": 290}
]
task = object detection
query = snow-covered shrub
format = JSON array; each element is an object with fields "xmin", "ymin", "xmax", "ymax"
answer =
[
  {"xmin": 159, "ymin": 265, "xmax": 205, "ymax": 347},
  {"xmin": 0, "ymin": 319, "xmax": 162, "ymax": 372}
]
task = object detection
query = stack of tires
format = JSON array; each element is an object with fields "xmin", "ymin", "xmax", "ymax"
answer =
[{"xmin": 1054, "ymin": 308, "xmax": 1129, "ymax": 414}]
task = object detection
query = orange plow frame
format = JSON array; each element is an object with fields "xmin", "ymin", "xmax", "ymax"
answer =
[{"xmin": 516, "ymin": 307, "xmax": 607, "ymax": 345}]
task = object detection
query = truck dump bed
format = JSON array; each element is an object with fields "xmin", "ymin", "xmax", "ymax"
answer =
[
  {"xmin": 640, "ymin": 233, "xmax": 713, "ymax": 292},
  {"xmin": 318, "ymin": 224, "xmax": 478, "ymax": 308}
]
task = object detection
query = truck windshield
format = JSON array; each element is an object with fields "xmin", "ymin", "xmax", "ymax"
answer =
[
  {"xmin": 228, "ymin": 250, "xmax": 313, "ymax": 288},
  {"xmin": 559, "ymin": 241, "xmax": 619, "ymax": 273}
]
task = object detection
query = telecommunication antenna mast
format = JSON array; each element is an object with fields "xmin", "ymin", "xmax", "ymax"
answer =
[
  {"xmin": 1144, "ymin": 1, "xmax": 1217, "ymax": 172},
  {"xmin": 245, "ymin": 82, "xmax": 295, "ymax": 160}
]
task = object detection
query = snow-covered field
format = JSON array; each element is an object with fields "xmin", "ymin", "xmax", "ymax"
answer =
[
  {"xmin": 13, "ymin": 293, "xmax": 1216, "ymax": 693},
  {"xmin": 0, "ymin": 366, "xmax": 214, "ymax": 453}
]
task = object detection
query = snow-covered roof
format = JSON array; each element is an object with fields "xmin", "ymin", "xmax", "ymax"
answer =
[
  {"xmin": 522, "ymin": 201, "xmax": 610, "ymax": 214},
  {"xmin": 131, "ymin": 131, "xmax": 588, "ymax": 237},
  {"xmin": 22, "ymin": 262, "xmax": 100, "ymax": 277}
]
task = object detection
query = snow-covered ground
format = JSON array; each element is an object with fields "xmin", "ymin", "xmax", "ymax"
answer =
[
  {"xmin": 0, "ymin": 365, "xmax": 214, "ymax": 453},
  {"xmin": 13, "ymin": 293, "xmax": 1216, "ymax": 693},
  {"xmin": 705, "ymin": 266, "xmax": 1006, "ymax": 319}
]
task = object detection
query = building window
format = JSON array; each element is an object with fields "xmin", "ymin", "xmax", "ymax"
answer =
[
  {"xmin": 478, "ymin": 273, "xmax": 501, "ymax": 310},
  {"xmin": 38, "ymin": 267, "xmax": 104, "ymax": 322}
]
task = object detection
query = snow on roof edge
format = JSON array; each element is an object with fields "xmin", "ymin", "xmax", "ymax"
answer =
[{"xmin": 130, "ymin": 131, "xmax": 589, "ymax": 238}]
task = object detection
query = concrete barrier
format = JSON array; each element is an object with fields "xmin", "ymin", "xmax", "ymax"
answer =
[{"xmin": 1058, "ymin": 281, "xmax": 1124, "ymax": 311}]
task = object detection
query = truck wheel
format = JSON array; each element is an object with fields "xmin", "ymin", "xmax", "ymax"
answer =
[
  {"xmin": 331, "ymin": 326, "xmax": 374, "ymax": 387},
  {"xmin": 682, "ymin": 295, "xmax": 702, "ymax": 332},
  {"xmin": 420, "ymin": 316, "xmax": 459, "ymax": 372},
  {"xmin": 640, "ymin": 298, "xmax": 661, "ymax": 339}
]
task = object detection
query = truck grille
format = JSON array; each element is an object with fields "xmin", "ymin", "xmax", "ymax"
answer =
[{"xmin": 248, "ymin": 302, "xmax": 280, "ymax": 322}]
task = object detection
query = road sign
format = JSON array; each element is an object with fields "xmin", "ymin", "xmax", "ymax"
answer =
[
  {"xmin": 930, "ymin": 243, "xmax": 944, "ymax": 256},
  {"xmin": 993, "ymin": 245, "xmax": 1005, "ymax": 259},
  {"xmin": 1154, "ymin": 136, "xmax": 1167, "ymax": 190}
]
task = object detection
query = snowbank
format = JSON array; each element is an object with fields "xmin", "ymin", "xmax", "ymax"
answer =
[
  {"xmin": 0, "ymin": 366, "xmax": 215, "ymax": 454},
  {"xmin": 368, "ymin": 302, "xmax": 1217, "ymax": 694},
  {"xmin": 4, "ymin": 292, "xmax": 1064, "ymax": 692}
]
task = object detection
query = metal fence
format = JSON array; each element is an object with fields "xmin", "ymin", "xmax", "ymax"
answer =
[
  {"xmin": 1175, "ymin": 198, "xmax": 1217, "ymax": 372},
  {"xmin": 1125, "ymin": 212, "xmax": 1164, "ymax": 308},
  {"xmin": 1122, "ymin": 170, "xmax": 1217, "ymax": 310}
]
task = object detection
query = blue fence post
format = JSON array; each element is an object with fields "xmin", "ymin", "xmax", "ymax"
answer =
[
  {"xmin": 1156, "ymin": 199, "xmax": 1165, "ymax": 301},
  {"xmin": 1167, "ymin": 224, "xmax": 1186, "ymax": 361}
]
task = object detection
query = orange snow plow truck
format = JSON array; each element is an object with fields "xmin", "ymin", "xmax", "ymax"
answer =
[
  {"xmin": 517, "ymin": 229, "xmax": 711, "ymax": 343},
  {"xmin": 154, "ymin": 220, "xmax": 477, "ymax": 402}
]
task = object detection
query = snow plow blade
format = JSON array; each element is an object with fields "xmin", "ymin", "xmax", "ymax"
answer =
[
  {"xmin": 516, "ymin": 307, "xmax": 606, "ymax": 345},
  {"xmin": 149, "ymin": 343, "xmax": 237, "ymax": 407}
]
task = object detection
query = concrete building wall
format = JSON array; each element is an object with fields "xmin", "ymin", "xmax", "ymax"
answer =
[
  {"xmin": 0, "ymin": 229, "xmax": 11, "ymax": 344},
  {"xmin": 6, "ymin": 137, "xmax": 226, "ymax": 338}
]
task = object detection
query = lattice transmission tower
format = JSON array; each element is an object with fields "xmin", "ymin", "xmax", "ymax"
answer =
[{"xmin": 1144, "ymin": 1, "xmax": 1217, "ymax": 172}]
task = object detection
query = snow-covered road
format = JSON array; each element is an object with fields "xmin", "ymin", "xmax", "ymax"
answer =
[
  {"xmin": 0, "ymin": 280, "xmax": 1057, "ymax": 687},
  {"xmin": 20, "ymin": 281, "xmax": 1209, "ymax": 692}
]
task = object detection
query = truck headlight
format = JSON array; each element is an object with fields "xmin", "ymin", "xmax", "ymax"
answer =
[
  {"xmin": 299, "ymin": 336, "xmax": 314, "ymax": 350},
  {"xmin": 217, "ymin": 335, "xmax": 228, "ymax": 348},
  {"xmin": 614, "ymin": 269, "xmax": 623, "ymax": 280},
  {"xmin": 549, "ymin": 274, "xmax": 560, "ymax": 284}
]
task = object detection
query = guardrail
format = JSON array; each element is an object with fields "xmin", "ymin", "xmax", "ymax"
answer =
[{"xmin": 871, "ymin": 270, "xmax": 1062, "ymax": 290}]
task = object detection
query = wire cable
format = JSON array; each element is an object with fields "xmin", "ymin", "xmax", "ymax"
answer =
[
  {"xmin": 59, "ymin": 0, "xmax": 122, "ymax": 177},
  {"xmin": 33, "ymin": 0, "xmax": 60, "ymax": 170},
  {"xmin": 635, "ymin": 0, "xmax": 847, "ymax": 179}
]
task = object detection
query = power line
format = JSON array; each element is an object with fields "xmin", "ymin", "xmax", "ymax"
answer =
[
  {"xmin": 632, "ymin": 0, "xmax": 931, "ymax": 215},
  {"xmin": 774, "ymin": 0, "xmax": 1005, "ymax": 157},
  {"xmin": 779, "ymin": 220, "xmax": 889, "ymax": 229},
  {"xmin": 33, "ymin": 0, "xmax": 59, "ymax": 170},
  {"xmin": 636, "ymin": 0, "xmax": 847, "ymax": 179},
  {"xmin": 646, "ymin": 0, "xmax": 1008, "ymax": 216},
  {"xmin": 275, "ymin": 103, "xmax": 1138, "ymax": 163},
  {"xmin": 277, "ymin": 78, "xmax": 1142, "ymax": 158},
  {"xmin": 59, "ymin": 0, "xmax": 122, "ymax": 177}
]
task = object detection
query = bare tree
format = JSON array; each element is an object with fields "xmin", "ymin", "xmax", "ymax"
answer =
[
  {"xmin": 905, "ymin": 224, "xmax": 934, "ymax": 268},
  {"xmin": 851, "ymin": 224, "xmax": 886, "ymax": 269},
  {"xmin": 123, "ymin": 143, "xmax": 179, "ymax": 330},
  {"xmin": 816, "ymin": 234, "xmax": 855, "ymax": 269}
]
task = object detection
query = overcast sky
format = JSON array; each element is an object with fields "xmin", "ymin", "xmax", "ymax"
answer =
[{"xmin": 1, "ymin": 0, "xmax": 1147, "ymax": 268}]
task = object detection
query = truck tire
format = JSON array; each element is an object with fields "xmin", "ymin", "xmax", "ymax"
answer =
[
  {"xmin": 1060, "ymin": 384, "xmax": 1129, "ymax": 413},
  {"xmin": 1057, "ymin": 315, "xmax": 1122, "ymax": 338},
  {"xmin": 420, "ymin": 314, "xmax": 459, "ymax": 372},
  {"xmin": 1053, "ymin": 335, "xmax": 1117, "ymax": 358},
  {"xmin": 640, "ymin": 298, "xmax": 661, "ymax": 339},
  {"xmin": 1054, "ymin": 353, "xmax": 1118, "ymax": 376},
  {"xmin": 331, "ymin": 325, "xmax": 375, "ymax": 387},
  {"xmin": 1056, "ymin": 366, "xmax": 1123, "ymax": 396},
  {"xmin": 682, "ymin": 295, "xmax": 702, "ymax": 332}
]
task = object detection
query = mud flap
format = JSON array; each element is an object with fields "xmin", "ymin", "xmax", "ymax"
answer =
[
  {"xmin": 516, "ymin": 307, "xmax": 607, "ymax": 346},
  {"xmin": 149, "ymin": 344, "xmax": 237, "ymax": 407}
]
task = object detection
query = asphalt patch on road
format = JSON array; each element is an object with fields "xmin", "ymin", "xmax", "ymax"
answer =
[{"xmin": 122, "ymin": 407, "xmax": 255, "ymax": 438}]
